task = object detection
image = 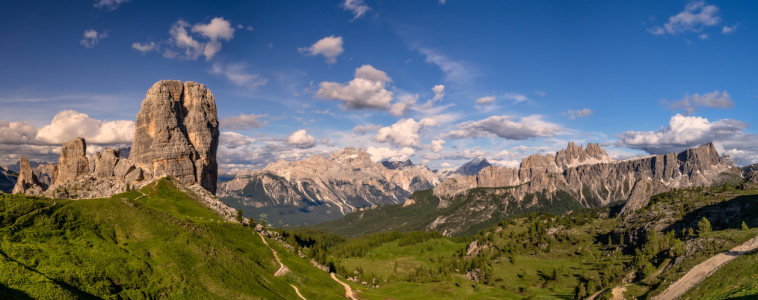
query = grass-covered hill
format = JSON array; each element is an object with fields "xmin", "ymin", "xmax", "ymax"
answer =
[
  {"xmin": 280, "ymin": 181, "xmax": 758, "ymax": 299},
  {"xmin": 312, "ymin": 186, "xmax": 585, "ymax": 238},
  {"xmin": 0, "ymin": 177, "xmax": 347, "ymax": 299}
]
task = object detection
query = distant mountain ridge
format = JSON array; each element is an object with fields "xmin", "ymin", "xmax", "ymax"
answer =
[
  {"xmin": 0, "ymin": 165, "xmax": 16, "ymax": 193},
  {"xmin": 218, "ymin": 147, "xmax": 440, "ymax": 225},
  {"xmin": 435, "ymin": 156, "xmax": 492, "ymax": 179}
]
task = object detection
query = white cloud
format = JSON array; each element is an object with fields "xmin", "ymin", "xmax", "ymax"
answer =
[
  {"xmin": 131, "ymin": 42, "xmax": 158, "ymax": 53},
  {"xmin": 439, "ymin": 0, "xmax": 446, "ymax": 4},
  {"xmin": 698, "ymin": 33, "xmax": 709, "ymax": 40},
  {"xmin": 209, "ymin": 62, "xmax": 268, "ymax": 89},
  {"xmin": 0, "ymin": 121, "xmax": 38, "ymax": 145},
  {"xmin": 342, "ymin": 0, "xmax": 371, "ymax": 20},
  {"xmin": 390, "ymin": 94, "xmax": 418, "ymax": 117},
  {"xmin": 80, "ymin": 29, "xmax": 108, "ymax": 49},
  {"xmin": 648, "ymin": 1, "xmax": 722, "ymax": 36},
  {"xmin": 563, "ymin": 108, "xmax": 593, "ymax": 120},
  {"xmin": 287, "ymin": 130, "xmax": 317, "ymax": 149},
  {"xmin": 662, "ymin": 90, "xmax": 734, "ymax": 115},
  {"xmin": 220, "ymin": 113, "xmax": 268, "ymax": 131},
  {"xmin": 94, "ymin": 0, "xmax": 129, "ymax": 10},
  {"xmin": 35, "ymin": 110, "xmax": 134, "ymax": 145},
  {"xmin": 441, "ymin": 115, "xmax": 563, "ymax": 140},
  {"xmin": 534, "ymin": 91, "xmax": 547, "ymax": 97},
  {"xmin": 432, "ymin": 85, "xmax": 445, "ymax": 102},
  {"xmin": 617, "ymin": 114, "xmax": 758, "ymax": 165},
  {"xmin": 374, "ymin": 118, "xmax": 438, "ymax": 147},
  {"xmin": 352, "ymin": 124, "xmax": 381, "ymax": 135},
  {"xmin": 139, "ymin": 18, "xmax": 235, "ymax": 60},
  {"xmin": 475, "ymin": 96, "xmax": 495, "ymax": 105},
  {"xmin": 366, "ymin": 147, "xmax": 415, "ymax": 162},
  {"xmin": 418, "ymin": 48, "xmax": 473, "ymax": 83},
  {"xmin": 220, "ymin": 131, "xmax": 256, "ymax": 149},
  {"xmin": 299, "ymin": 36, "xmax": 344, "ymax": 64},
  {"xmin": 502, "ymin": 93, "xmax": 528, "ymax": 102},
  {"xmin": 722, "ymin": 25, "xmax": 737, "ymax": 34},
  {"xmin": 317, "ymin": 65, "xmax": 394, "ymax": 111},
  {"xmin": 430, "ymin": 139, "xmax": 445, "ymax": 152},
  {"xmin": 440, "ymin": 162, "xmax": 453, "ymax": 168}
]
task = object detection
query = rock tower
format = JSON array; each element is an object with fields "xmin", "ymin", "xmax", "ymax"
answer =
[{"xmin": 129, "ymin": 80, "xmax": 220, "ymax": 194}]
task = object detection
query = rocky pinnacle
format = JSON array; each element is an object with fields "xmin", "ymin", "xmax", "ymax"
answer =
[{"xmin": 129, "ymin": 80, "xmax": 220, "ymax": 194}]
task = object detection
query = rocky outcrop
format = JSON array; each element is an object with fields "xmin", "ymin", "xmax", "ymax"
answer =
[
  {"xmin": 0, "ymin": 165, "xmax": 16, "ymax": 193},
  {"xmin": 129, "ymin": 80, "xmax": 219, "ymax": 194},
  {"xmin": 94, "ymin": 148, "xmax": 120, "ymax": 178},
  {"xmin": 434, "ymin": 143, "xmax": 740, "ymax": 215},
  {"xmin": 11, "ymin": 157, "xmax": 45, "ymax": 195},
  {"xmin": 743, "ymin": 163, "xmax": 758, "ymax": 183},
  {"xmin": 218, "ymin": 147, "xmax": 440, "ymax": 220},
  {"xmin": 33, "ymin": 163, "xmax": 57, "ymax": 186},
  {"xmin": 55, "ymin": 138, "xmax": 90, "ymax": 185}
]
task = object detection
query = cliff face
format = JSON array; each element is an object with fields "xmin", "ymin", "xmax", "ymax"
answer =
[
  {"xmin": 218, "ymin": 147, "xmax": 440, "ymax": 221},
  {"xmin": 434, "ymin": 143, "xmax": 741, "ymax": 215},
  {"xmin": 55, "ymin": 137, "xmax": 89, "ymax": 185},
  {"xmin": 11, "ymin": 157, "xmax": 45, "ymax": 195},
  {"xmin": 129, "ymin": 80, "xmax": 219, "ymax": 194}
]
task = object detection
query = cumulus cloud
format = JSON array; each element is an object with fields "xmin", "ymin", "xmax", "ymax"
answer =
[
  {"xmin": 563, "ymin": 108, "xmax": 593, "ymax": 120},
  {"xmin": 648, "ymin": 1, "xmax": 722, "ymax": 36},
  {"xmin": 220, "ymin": 113, "xmax": 268, "ymax": 131},
  {"xmin": 209, "ymin": 62, "xmax": 268, "ymax": 89},
  {"xmin": 80, "ymin": 29, "xmax": 108, "ymax": 49},
  {"xmin": 441, "ymin": 115, "xmax": 563, "ymax": 140},
  {"xmin": 132, "ymin": 42, "xmax": 158, "ymax": 53},
  {"xmin": 317, "ymin": 65, "xmax": 394, "ymax": 111},
  {"xmin": 94, "ymin": 0, "xmax": 129, "ymax": 10},
  {"xmin": 430, "ymin": 139, "xmax": 445, "ymax": 152},
  {"xmin": 220, "ymin": 131, "xmax": 256, "ymax": 149},
  {"xmin": 0, "ymin": 121, "xmax": 39, "ymax": 145},
  {"xmin": 502, "ymin": 93, "xmax": 528, "ymax": 102},
  {"xmin": 475, "ymin": 96, "xmax": 495, "ymax": 105},
  {"xmin": 432, "ymin": 85, "xmax": 445, "ymax": 102},
  {"xmin": 366, "ymin": 147, "xmax": 415, "ymax": 162},
  {"xmin": 137, "ymin": 18, "xmax": 234, "ymax": 60},
  {"xmin": 287, "ymin": 130, "xmax": 317, "ymax": 149},
  {"xmin": 374, "ymin": 118, "xmax": 438, "ymax": 147},
  {"xmin": 390, "ymin": 94, "xmax": 418, "ymax": 117},
  {"xmin": 35, "ymin": 110, "xmax": 134, "ymax": 145},
  {"xmin": 662, "ymin": 90, "xmax": 734, "ymax": 115},
  {"xmin": 352, "ymin": 124, "xmax": 381, "ymax": 135},
  {"xmin": 299, "ymin": 36, "xmax": 344, "ymax": 64},
  {"xmin": 722, "ymin": 25, "xmax": 737, "ymax": 34},
  {"xmin": 341, "ymin": 0, "xmax": 371, "ymax": 19},
  {"xmin": 617, "ymin": 114, "xmax": 758, "ymax": 165}
]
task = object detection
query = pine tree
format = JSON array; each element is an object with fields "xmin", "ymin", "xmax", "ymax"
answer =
[
  {"xmin": 742, "ymin": 221, "xmax": 749, "ymax": 230},
  {"xmin": 698, "ymin": 217, "xmax": 712, "ymax": 234},
  {"xmin": 574, "ymin": 283, "xmax": 587, "ymax": 300},
  {"xmin": 587, "ymin": 279, "xmax": 596, "ymax": 294},
  {"xmin": 236, "ymin": 209, "xmax": 244, "ymax": 223}
]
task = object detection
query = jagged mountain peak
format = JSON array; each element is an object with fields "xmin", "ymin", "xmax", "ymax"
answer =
[
  {"xmin": 382, "ymin": 159, "xmax": 414, "ymax": 170},
  {"xmin": 330, "ymin": 147, "xmax": 372, "ymax": 164}
]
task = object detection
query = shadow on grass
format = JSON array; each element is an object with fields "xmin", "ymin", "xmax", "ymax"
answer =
[{"xmin": 0, "ymin": 282, "xmax": 33, "ymax": 300}]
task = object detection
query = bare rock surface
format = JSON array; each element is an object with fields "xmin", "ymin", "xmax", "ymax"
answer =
[
  {"xmin": 55, "ymin": 137, "xmax": 90, "ymax": 185},
  {"xmin": 12, "ymin": 157, "xmax": 45, "ymax": 195},
  {"xmin": 218, "ymin": 147, "xmax": 440, "ymax": 216},
  {"xmin": 129, "ymin": 80, "xmax": 219, "ymax": 194},
  {"xmin": 94, "ymin": 148, "xmax": 120, "ymax": 178},
  {"xmin": 0, "ymin": 165, "xmax": 17, "ymax": 193},
  {"xmin": 433, "ymin": 143, "xmax": 740, "ymax": 216}
]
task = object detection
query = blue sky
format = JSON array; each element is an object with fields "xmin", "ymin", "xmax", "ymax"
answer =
[{"xmin": 1, "ymin": 0, "xmax": 756, "ymax": 171}]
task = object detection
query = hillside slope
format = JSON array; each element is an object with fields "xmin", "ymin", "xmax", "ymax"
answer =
[{"xmin": 0, "ymin": 177, "xmax": 345, "ymax": 299}]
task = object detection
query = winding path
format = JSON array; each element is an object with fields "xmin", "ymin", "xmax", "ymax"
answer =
[
  {"xmin": 256, "ymin": 231, "xmax": 305, "ymax": 298},
  {"xmin": 653, "ymin": 234, "xmax": 758, "ymax": 300},
  {"xmin": 290, "ymin": 284, "xmax": 307, "ymax": 300},
  {"xmin": 331, "ymin": 272, "xmax": 358, "ymax": 300}
]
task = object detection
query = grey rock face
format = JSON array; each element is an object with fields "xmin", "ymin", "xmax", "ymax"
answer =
[
  {"xmin": 0, "ymin": 165, "xmax": 16, "ymax": 193},
  {"xmin": 382, "ymin": 159, "xmax": 414, "ymax": 170},
  {"xmin": 33, "ymin": 163, "xmax": 57, "ymax": 186},
  {"xmin": 129, "ymin": 80, "xmax": 219, "ymax": 194},
  {"xmin": 55, "ymin": 137, "xmax": 90, "ymax": 185},
  {"xmin": 94, "ymin": 148, "xmax": 120, "ymax": 178},
  {"xmin": 434, "ymin": 143, "xmax": 740, "ymax": 215},
  {"xmin": 744, "ymin": 164, "xmax": 758, "ymax": 183},
  {"xmin": 435, "ymin": 156, "xmax": 493, "ymax": 180},
  {"xmin": 12, "ymin": 157, "xmax": 45, "ymax": 195},
  {"xmin": 218, "ymin": 147, "xmax": 440, "ymax": 217}
]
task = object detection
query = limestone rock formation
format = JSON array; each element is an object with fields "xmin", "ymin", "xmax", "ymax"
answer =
[
  {"xmin": 434, "ymin": 143, "xmax": 740, "ymax": 215},
  {"xmin": 129, "ymin": 80, "xmax": 219, "ymax": 194},
  {"xmin": 218, "ymin": 147, "xmax": 440, "ymax": 223},
  {"xmin": 94, "ymin": 148, "xmax": 120, "ymax": 178},
  {"xmin": 33, "ymin": 163, "xmax": 57, "ymax": 186},
  {"xmin": 12, "ymin": 157, "xmax": 45, "ymax": 195},
  {"xmin": 0, "ymin": 165, "xmax": 16, "ymax": 193},
  {"xmin": 743, "ymin": 163, "xmax": 758, "ymax": 183},
  {"xmin": 55, "ymin": 138, "xmax": 90, "ymax": 185}
]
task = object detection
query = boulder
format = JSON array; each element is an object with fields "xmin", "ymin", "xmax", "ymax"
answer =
[
  {"xmin": 55, "ymin": 137, "xmax": 89, "ymax": 185},
  {"xmin": 129, "ymin": 80, "xmax": 219, "ymax": 194}
]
